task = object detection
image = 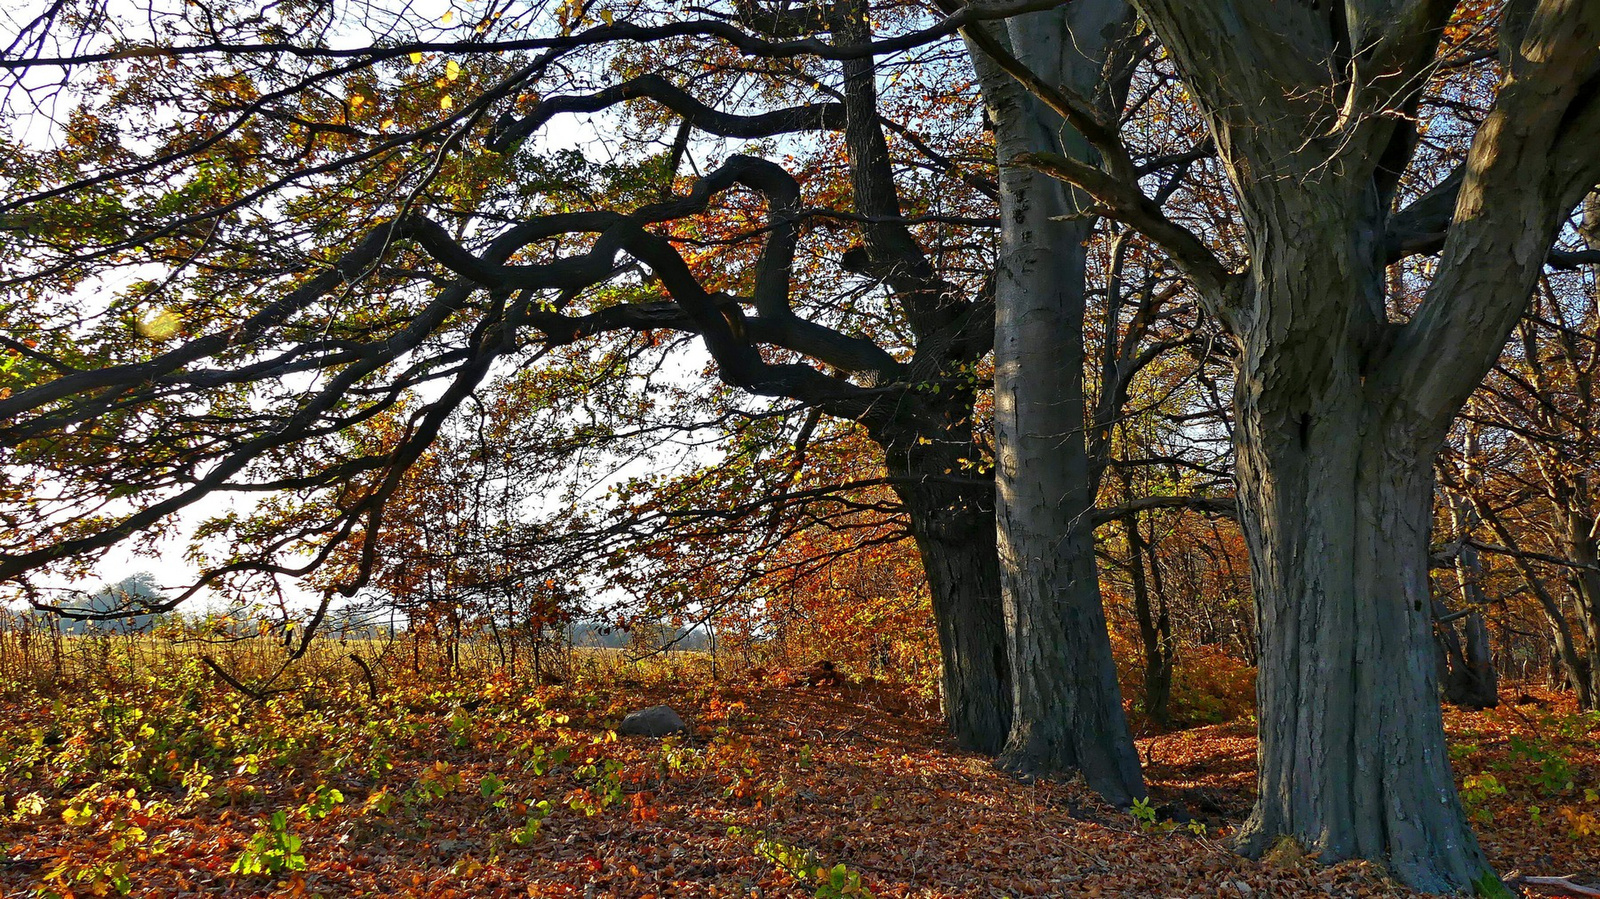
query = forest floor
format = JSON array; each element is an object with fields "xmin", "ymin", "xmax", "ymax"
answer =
[{"xmin": 0, "ymin": 653, "xmax": 1596, "ymax": 898}]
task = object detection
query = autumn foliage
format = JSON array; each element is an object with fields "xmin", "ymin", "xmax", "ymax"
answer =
[{"xmin": 0, "ymin": 632, "xmax": 1595, "ymax": 899}]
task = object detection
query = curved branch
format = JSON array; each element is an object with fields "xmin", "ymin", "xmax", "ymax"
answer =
[{"xmin": 490, "ymin": 74, "xmax": 845, "ymax": 151}]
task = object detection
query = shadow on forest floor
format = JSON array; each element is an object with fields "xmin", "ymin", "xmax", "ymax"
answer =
[{"xmin": 0, "ymin": 661, "xmax": 1594, "ymax": 898}]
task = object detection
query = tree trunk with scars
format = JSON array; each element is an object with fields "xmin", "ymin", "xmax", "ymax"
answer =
[
  {"xmin": 1232, "ymin": 331, "xmax": 1485, "ymax": 887},
  {"xmin": 966, "ymin": 1, "xmax": 1145, "ymax": 805}
]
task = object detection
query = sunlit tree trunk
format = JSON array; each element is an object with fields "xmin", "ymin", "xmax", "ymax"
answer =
[{"xmin": 967, "ymin": 1, "xmax": 1145, "ymax": 804}]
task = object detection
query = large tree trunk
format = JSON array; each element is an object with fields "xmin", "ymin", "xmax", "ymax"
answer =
[
  {"xmin": 1067, "ymin": 3, "xmax": 1600, "ymax": 889},
  {"xmin": 889, "ymin": 453, "xmax": 1012, "ymax": 753},
  {"xmin": 967, "ymin": 2, "xmax": 1146, "ymax": 805},
  {"xmin": 1232, "ymin": 353, "xmax": 1488, "ymax": 891},
  {"xmin": 991, "ymin": 200, "xmax": 1141, "ymax": 801}
]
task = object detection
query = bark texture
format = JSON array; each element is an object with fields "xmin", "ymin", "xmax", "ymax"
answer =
[
  {"xmin": 966, "ymin": 1, "xmax": 1145, "ymax": 804},
  {"xmin": 1232, "ymin": 379, "xmax": 1485, "ymax": 889},
  {"xmin": 1104, "ymin": 1, "xmax": 1600, "ymax": 890},
  {"xmin": 889, "ymin": 450, "xmax": 1012, "ymax": 753}
]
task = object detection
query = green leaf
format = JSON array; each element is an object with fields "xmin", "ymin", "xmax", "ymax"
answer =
[{"xmin": 1472, "ymin": 871, "xmax": 1514, "ymax": 899}]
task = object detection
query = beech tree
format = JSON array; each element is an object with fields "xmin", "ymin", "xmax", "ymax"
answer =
[
  {"xmin": 956, "ymin": 0, "xmax": 1145, "ymax": 801},
  {"xmin": 0, "ymin": 0, "xmax": 1028, "ymax": 750},
  {"xmin": 1019, "ymin": 1, "xmax": 1600, "ymax": 890},
  {"xmin": 0, "ymin": 0, "xmax": 1220, "ymax": 781}
]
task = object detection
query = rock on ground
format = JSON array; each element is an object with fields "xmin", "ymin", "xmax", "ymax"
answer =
[{"xmin": 617, "ymin": 705, "xmax": 689, "ymax": 737}]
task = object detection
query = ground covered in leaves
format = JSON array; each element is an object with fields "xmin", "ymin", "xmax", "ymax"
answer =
[{"xmin": 0, "ymin": 655, "xmax": 1596, "ymax": 898}]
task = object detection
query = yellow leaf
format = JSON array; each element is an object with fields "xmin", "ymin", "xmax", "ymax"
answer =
[
  {"xmin": 446, "ymin": 60, "xmax": 460, "ymax": 81},
  {"xmin": 441, "ymin": 9, "xmax": 454, "ymax": 23},
  {"xmin": 409, "ymin": 51, "xmax": 423, "ymax": 64},
  {"xmin": 600, "ymin": 9, "xmax": 614, "ymax": 24},
  {"xmin": 133, "ymin": 309, "xmax": 181, "ymax": 340},
  {"xmin": 440, "ymin": 95, "xmax": 453, "ymax": 110},
  {"xmin": 349, "ymin": 94, "xmax": 364, "ymax": 107},
  {"xmin": 62, "ymin": 802, "xmax": 94, "ymax": 826}
]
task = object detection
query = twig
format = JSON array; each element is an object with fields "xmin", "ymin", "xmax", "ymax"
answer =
[
  {"xmin": 1511, "ymin": 874, "xmax": 1600, "ymax": 897},
  {"xmin": 349, "ymin": 652, "xmax": 379, "ymax": 701}
]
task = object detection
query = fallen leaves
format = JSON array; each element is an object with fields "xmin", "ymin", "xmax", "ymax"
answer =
[{"xmin": 1, "ymin": 663, "xmax": 1594, "ymax": 898}]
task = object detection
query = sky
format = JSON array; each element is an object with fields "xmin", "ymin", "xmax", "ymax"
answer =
[
  {"xmin": 2, "ymin": 0, "xmax": 629, "ymax": 612},
  {"xmin": 2, "ymin": 0, "xmax": 867, "ymax": 621}
]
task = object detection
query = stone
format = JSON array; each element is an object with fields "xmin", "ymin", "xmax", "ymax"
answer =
[{"xmin": 617, "ymin": 704, "xmax": 688, "ymax": 737}]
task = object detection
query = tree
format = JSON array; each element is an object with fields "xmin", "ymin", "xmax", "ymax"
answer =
[
  {"xmin": 56, "ymin": 571, "xmax": 166, "ymax": 634},
  {"xmin": 1021, "ymin": 1, "xmax": 1600, "ymax": 890},
  {"xmin": 1442, "ymin": 197, "xmax": 1600, "ymax": 710},
  {"xmin": 0, "ymin": 0, "xmax": 1045, "ymax": 753},
  {"xmin": 958, "ymin": 0, "xmax": 1145, "ymax": 802}
]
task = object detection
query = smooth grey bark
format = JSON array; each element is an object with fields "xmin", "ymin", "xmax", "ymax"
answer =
[
  {"xmin": 1051, "ymin": 1, "xmax": 1600, "ymax": 890},
  {"xmin": 965, "ymin": 1, "xmax": 1145, "ymax": 805}
]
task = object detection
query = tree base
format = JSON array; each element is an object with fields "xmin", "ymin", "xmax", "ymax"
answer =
[{"xmin": 995, "ymin": 726, "xmax": 1143, "ymax": 808}]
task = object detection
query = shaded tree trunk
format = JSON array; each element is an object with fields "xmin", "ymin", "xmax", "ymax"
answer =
[
  {"xmin": 1435, "ymin": 604, "xmax": 1499, "ymax": 710},
  {"xmin": 990, "ymin": 202, "xmax": 1141, "ymax": 801},
  {"xmin": 889, "ymin": 451, "xmax": 1012, "ymax": 753},
  {"xmin": 1233, "ymin": 385, "xmax": 1488, "ymax": 890},
  {"xmin": 1568, "ymin": 193, "xmax": 1600, "ymax": 710}
]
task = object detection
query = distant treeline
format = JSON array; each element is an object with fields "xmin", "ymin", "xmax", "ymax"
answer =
[{"xmin": 26, "ymin": 573, "xmax": 713, "ymax": 654}]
